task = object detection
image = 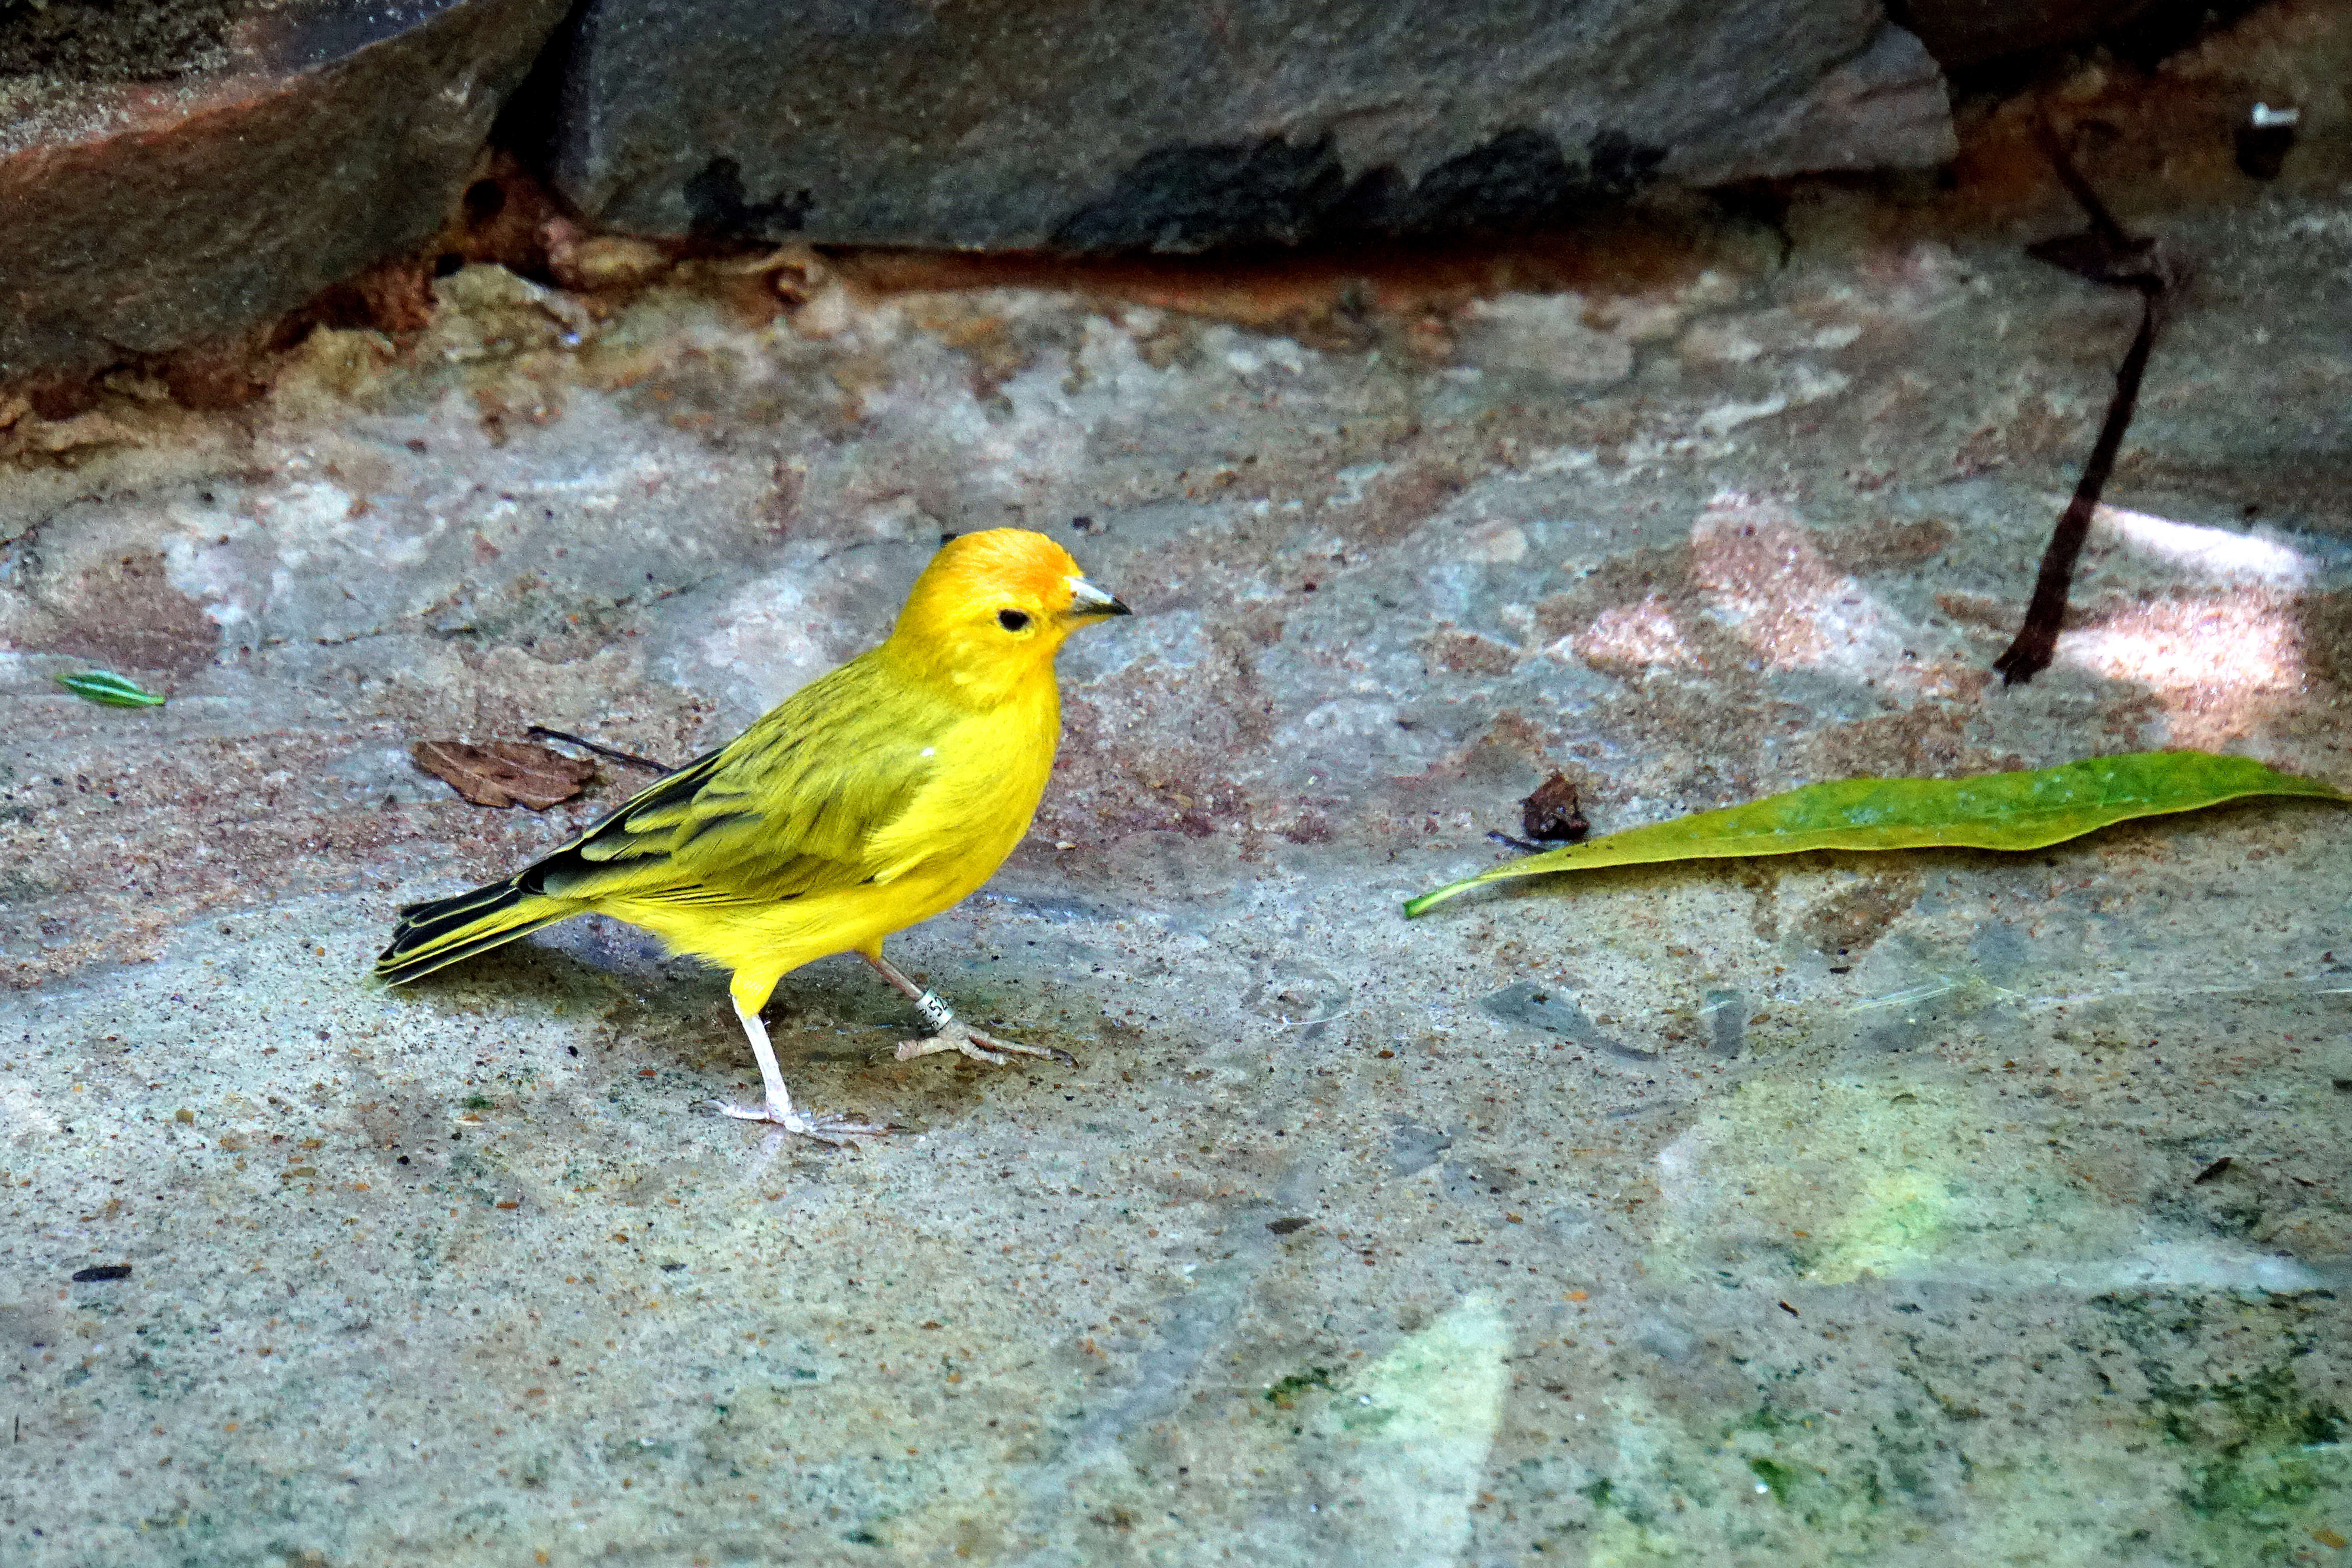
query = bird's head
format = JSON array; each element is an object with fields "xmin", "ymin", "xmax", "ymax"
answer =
[{"xmin": 885, "ymin": 528, "xmax": 1130, "ymax": 702}]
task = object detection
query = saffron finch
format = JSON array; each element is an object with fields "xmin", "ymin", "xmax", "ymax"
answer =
[{"xmin": 374, "ymin": 528, "xmax": 1131, "ymax": 1140}]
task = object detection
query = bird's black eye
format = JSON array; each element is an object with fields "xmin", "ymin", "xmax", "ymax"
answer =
[{"xmin": 998, "ymin": 609, "xmax": 1031, "ymax": 632}]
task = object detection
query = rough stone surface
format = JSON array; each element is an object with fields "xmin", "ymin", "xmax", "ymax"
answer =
[
  {"xmin": 5, "ymin": 26, "xmax": 2352, "ymax": 1561},
  {"xmin": 0, "ymin": 0, "xmax": 258, "ymax": 80},
  {"xmin": 550, "ymin": 0, "xmax": 1956, "ymax": 250},
  {"xmin": 0, "ymin": 0, "xmax": 569, "ymax": 382}
]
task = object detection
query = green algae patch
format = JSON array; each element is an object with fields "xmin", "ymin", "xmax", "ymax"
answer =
[
  {"xmin": 1263, "ymin": 1365, "xmax": 1336, "ymax": 1409},
  {"xmin": 1746, "ymin": 1455, "xmax": 1800, "ymax": 1506},
  {"xmin": 2153, "ymin": 1360, "xmax": 2351, "ymax": 1560},
  {"xmin": 1405, "ymin": 751, "xmax": 2344, "ymax": 917}
]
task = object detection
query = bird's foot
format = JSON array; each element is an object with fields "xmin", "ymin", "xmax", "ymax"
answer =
[
  {"xmin": 895, "ymin": 1018, "xmax": 1076, "ymax": 1068},
  {"xmin": 712, "ymin": 1098, "xmax": 895, "ymax": 1144}
]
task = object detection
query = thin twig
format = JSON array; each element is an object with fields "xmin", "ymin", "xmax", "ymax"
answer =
[
  {"xmin": 2035, "ymin": 115, "xmax": 2132, "ymax": 254},
  {"xmin": 1991, "ymin": 114, "xmax": 2181, "ymax": 686},
  {"xmin": 1991, "ymin": 292, "xmax": 2161, "ymax": 684},
  {"xmin": 526, "ymin": 725, "xmax": 675, "ymax": 773}
]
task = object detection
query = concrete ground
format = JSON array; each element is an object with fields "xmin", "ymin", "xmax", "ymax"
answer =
[{"xmin": 4, "ymin": 165, "xmax": 2352, "ymax": 1564}]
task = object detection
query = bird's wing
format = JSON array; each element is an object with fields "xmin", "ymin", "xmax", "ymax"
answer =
[{"xmin": 522, "ymin": 653, "xmax": 953, "ymax": 909}]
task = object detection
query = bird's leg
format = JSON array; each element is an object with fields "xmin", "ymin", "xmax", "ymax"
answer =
[
  {"xmin": 858, "ymin": 949, "xmax": 1077, "ymax": 1068},
  {"xmin": 713, "ymin": 995, "xmax": 893, "ymax": 1143}
]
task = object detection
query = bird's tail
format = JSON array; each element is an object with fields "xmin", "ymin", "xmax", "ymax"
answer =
[{"xmin": 374, "ymin": 877, "xmax": 568, "ymax": 985}]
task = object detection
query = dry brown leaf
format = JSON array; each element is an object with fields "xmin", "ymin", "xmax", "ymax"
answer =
[{"xmin": 411, "ymin": 740, "xmax": 595, "ymax": 809}]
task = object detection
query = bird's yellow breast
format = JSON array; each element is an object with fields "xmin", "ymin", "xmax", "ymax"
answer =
[{"xmin": 867, "ymin": 678, "xmax": 1060, "ymax": 897}]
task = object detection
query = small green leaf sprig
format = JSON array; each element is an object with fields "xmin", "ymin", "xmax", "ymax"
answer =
[{"xmin": 55, "ymin": 671, "xmax": 166, "ymax": 708}]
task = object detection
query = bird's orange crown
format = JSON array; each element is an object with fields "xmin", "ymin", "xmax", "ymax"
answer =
[{"xmin": 883, "ymin": 528, "xmax": 1129, "ymax": 703}]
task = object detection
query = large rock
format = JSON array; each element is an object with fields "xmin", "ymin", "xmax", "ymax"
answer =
[
  {"xmin": 548, "ymin": 0, "xmax": 1956, "ymax": 251},
  {"xmin": 0, "ymin": 0, "xmax": 568, "ymax": 382}
]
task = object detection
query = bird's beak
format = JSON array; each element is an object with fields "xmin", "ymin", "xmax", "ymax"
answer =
[{"xmin": 1064, "ymin": 575, "xmax": 1132, "ymax": 618}]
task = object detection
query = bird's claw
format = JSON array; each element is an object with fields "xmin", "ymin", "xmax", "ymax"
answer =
[
  {"xmin": 895, "ymin": 1018, "xmax": 1076, "ymax": 1068},
  {"xmin": 712, "ymin": 1099, "xmax": 894, "ymax": 1144}
]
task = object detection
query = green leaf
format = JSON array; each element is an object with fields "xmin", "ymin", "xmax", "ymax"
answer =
[
  {"xmin": 54, "ymin": 670, "xmax": 167, "ymax": 708},
  {"xmin": 1403, "ymin": 751, "xmax": 2345, "ymax": 919}
]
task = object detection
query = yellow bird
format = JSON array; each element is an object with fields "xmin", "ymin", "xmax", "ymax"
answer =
[{"xmin": 374, "ymin": 528, "xmax": 1131, "ymax": 1140}]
